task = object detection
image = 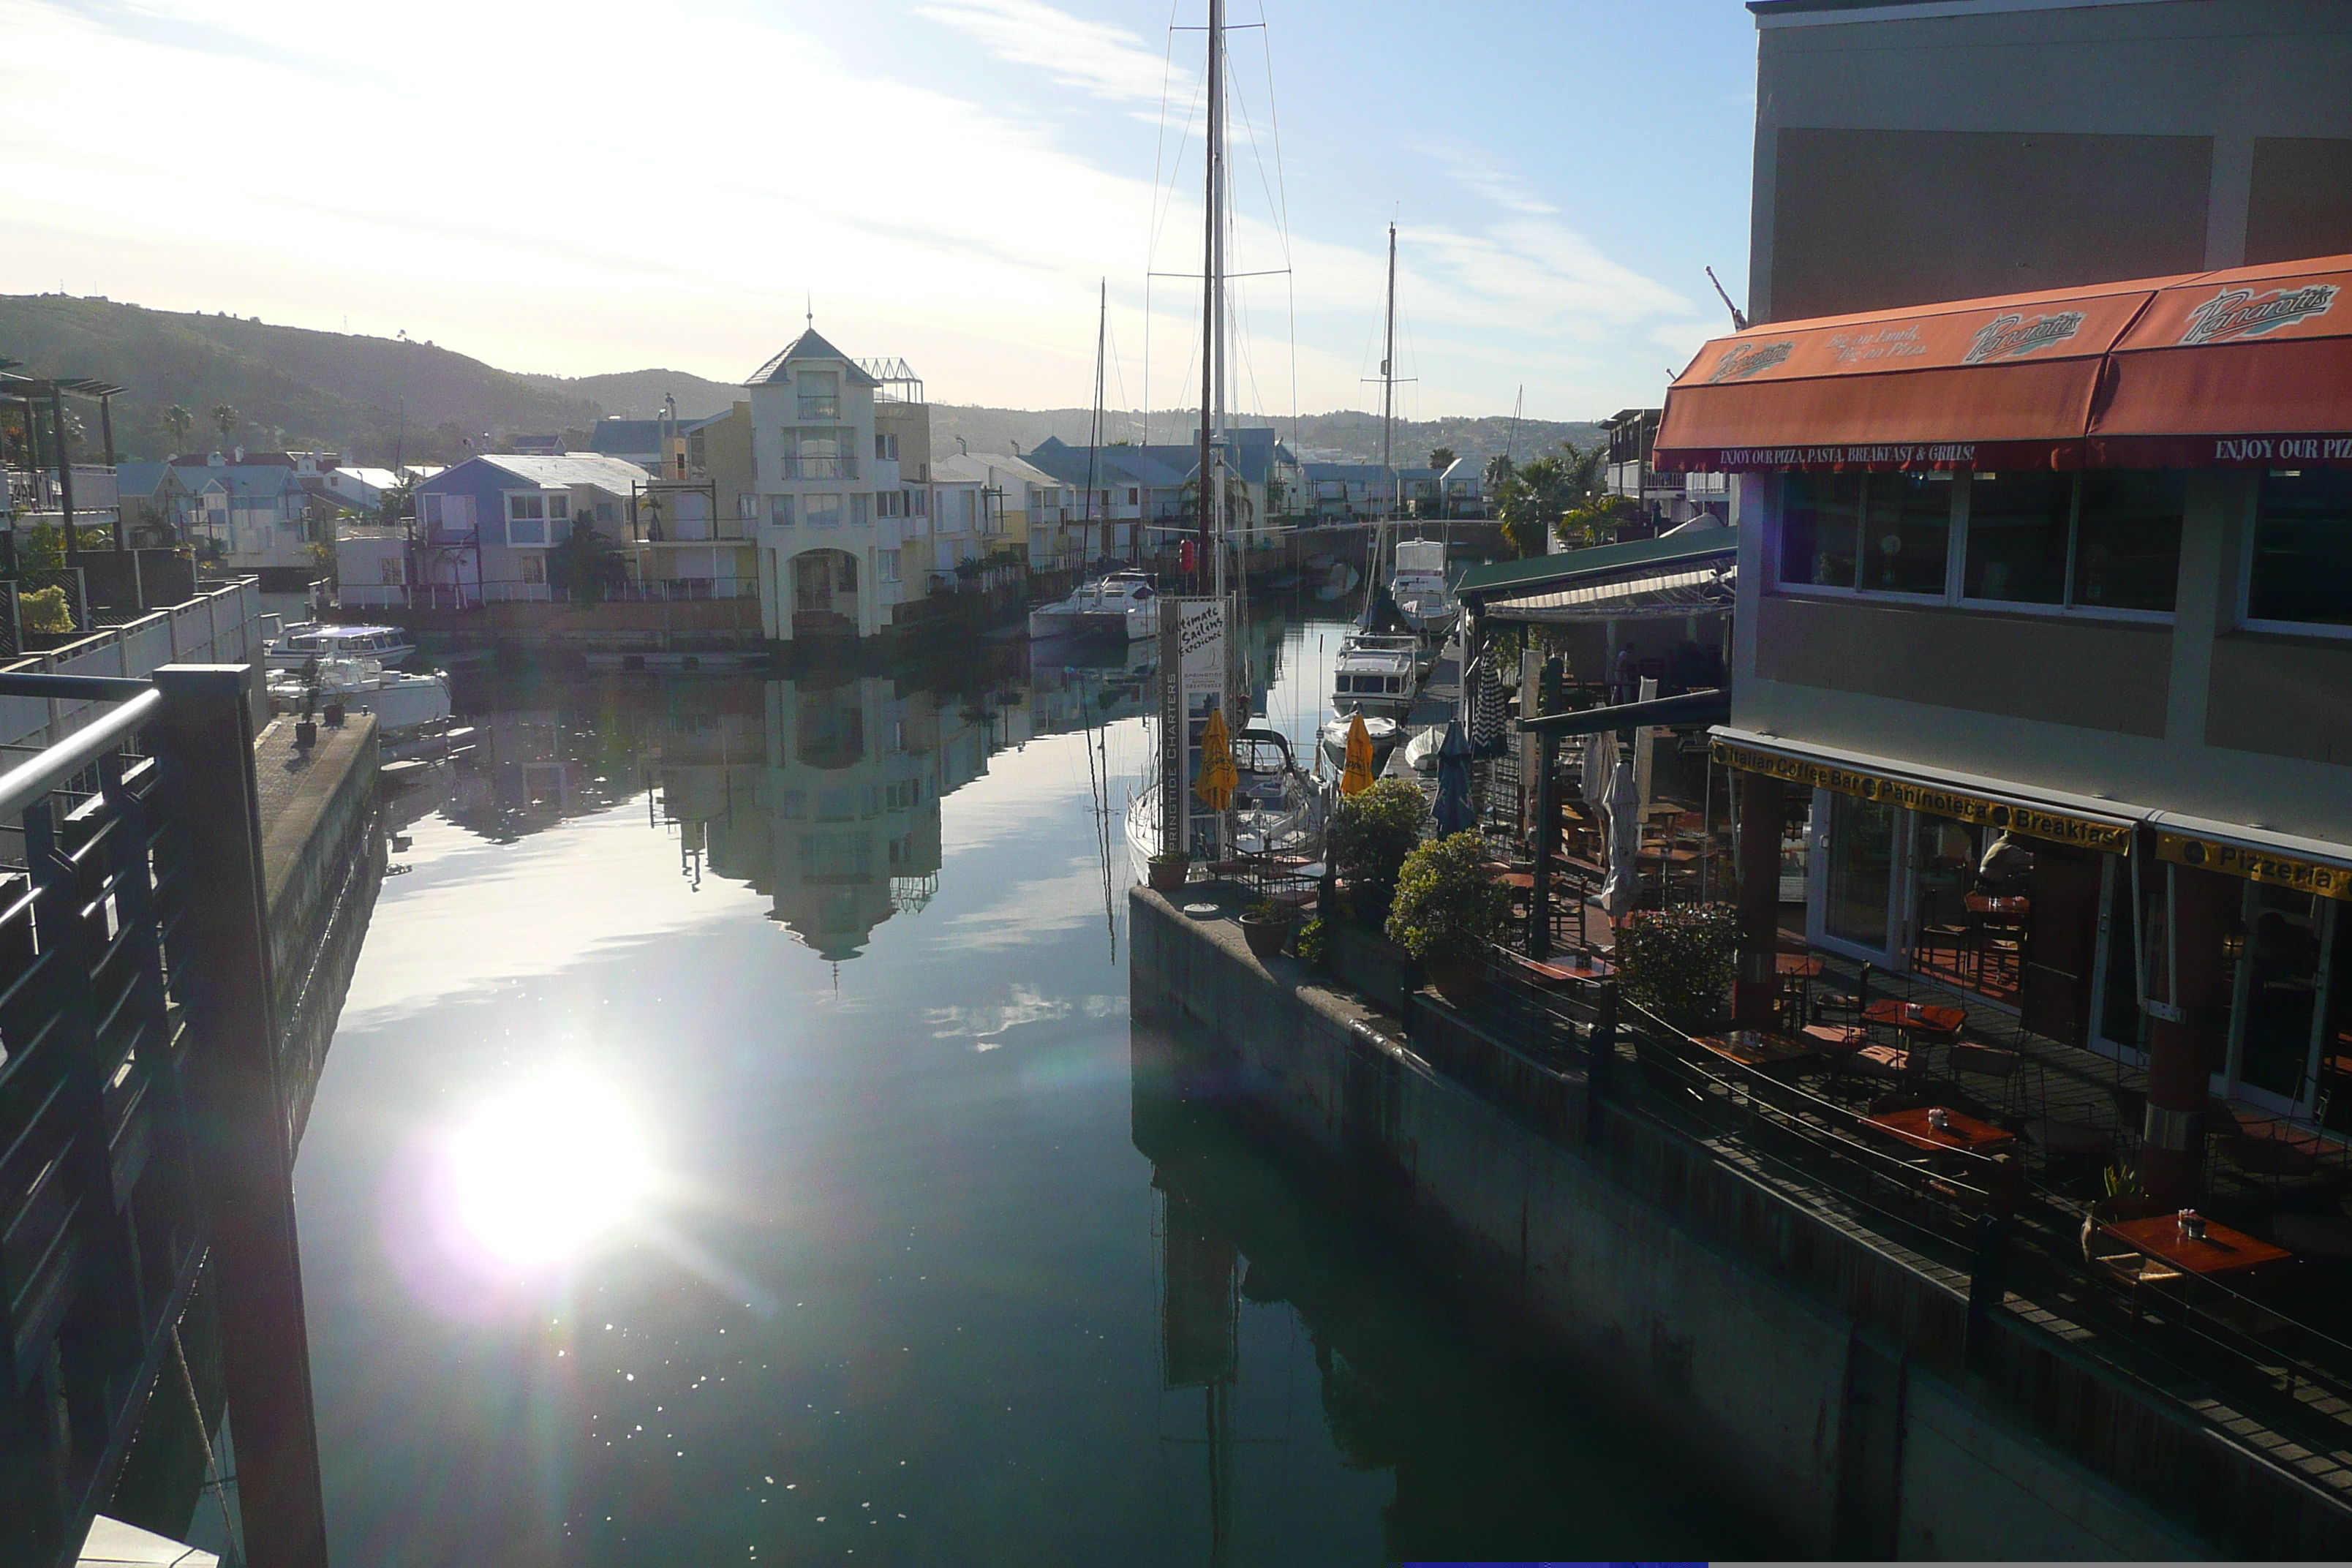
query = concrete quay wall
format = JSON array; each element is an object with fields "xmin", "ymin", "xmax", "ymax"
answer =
[
  {"xmin": 1129, "ymin": 886, "xmax": 2315, "ymax": 1558},
  {"xmin": 254, "ymin": 713, "xmax": 385, "ymax": 1147}
]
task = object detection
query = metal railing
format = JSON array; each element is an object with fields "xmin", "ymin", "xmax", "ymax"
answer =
[{"xmin": 0, "ymin": 667, "xmax": 325, "ymax": 1568}]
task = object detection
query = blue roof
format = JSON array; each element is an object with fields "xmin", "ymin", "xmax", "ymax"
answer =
[{"xmin": 113, "ymin": 461, "xmax": 178, "ymax": 499}]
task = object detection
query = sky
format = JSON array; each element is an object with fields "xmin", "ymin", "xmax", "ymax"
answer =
[{"xmin": 0, "ymin": 0, "xmax": 1760, "ymax": 422}]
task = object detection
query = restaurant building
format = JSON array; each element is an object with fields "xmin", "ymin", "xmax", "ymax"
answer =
[{"xmin": 1659, "ymin": 251, "xmax": 2352, "ymax": 1202}]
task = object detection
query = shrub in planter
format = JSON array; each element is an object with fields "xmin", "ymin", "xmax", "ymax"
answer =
[
  {"xmin": 1146, "ymin": 851, "xmax": 1190, "ymax": 894},
  {"xmin": 1292, "ymin": 917, "xmax": 1326, "ymax": 965},
  {"xmin": 1327, "ymin": 777, "xmax": 1427, "ymax": 924},
  {"xmin": 1240, "ymin": 898, "xmax": 1294, "ymax": 958},
  {"xmin": 1386, "ymin": 832, "xmax": 1512, "ymax": 995},
  {"xmin": 1614, "ymin": 902, "xmax": 1739, "ymax": 1036}
]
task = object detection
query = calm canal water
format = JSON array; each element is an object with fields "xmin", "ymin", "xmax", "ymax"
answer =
[{"xmin": 284, "ymin": 609, "xmax": 1774, "ymax": 1565}]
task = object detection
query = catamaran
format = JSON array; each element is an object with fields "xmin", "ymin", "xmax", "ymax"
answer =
[{"xmin": 1028, "ymin": 570, "xmax": 1161, "ymax": 641}]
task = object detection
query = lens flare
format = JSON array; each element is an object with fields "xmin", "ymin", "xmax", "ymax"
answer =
[{"xmin": 445, "ymin": 1075, "xmax": 652, "ymax": 1267}]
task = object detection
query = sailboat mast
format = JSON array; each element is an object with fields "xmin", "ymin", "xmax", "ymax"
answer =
[
  {"xmin": 1087, "ymin": 278, "xmax": 1105, "ymax": 570},
  {"xmin": 1380, "ymin": 222, "xmax": 1397, "ymax": 528},
  {"xmin": 1197, "ymin": 0, "xmax": 1223, "ymax": 596}
]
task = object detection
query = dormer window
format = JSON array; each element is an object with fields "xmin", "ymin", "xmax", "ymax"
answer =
[{"xmin": 798, "ymin": 369, "xmax": 840, "ymax": 421}]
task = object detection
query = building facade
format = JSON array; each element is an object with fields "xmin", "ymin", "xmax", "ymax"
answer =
[{"xmin": 1691, "ymin": 0, "xmax": 2352, "ymax": 1205}]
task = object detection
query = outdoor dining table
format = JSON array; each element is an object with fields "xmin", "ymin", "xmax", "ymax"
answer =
[
  {"xmin": 1695, "ymin": 1029, "xmax": 1824, "ymax": 1074},
  {"xmin": 1863, "ymin": 999, "xmax": 1969, "ymax": 1068},
  {"xmin": 1866, "ymin": 1104, "xmax": 2018, "ymax": 1155},
  {"xmin": 2099, "ymin": 1215, "xmax": 2293, "ymax": 1277}
]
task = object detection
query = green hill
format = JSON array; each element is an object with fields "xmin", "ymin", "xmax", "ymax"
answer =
[
  {"xmin": 0, "ymin": 294, "xmax": 606, "ymax": 464},
  {"xmin": 0, "ymin": 293, "xmax": 1608, "ymax": 471}
]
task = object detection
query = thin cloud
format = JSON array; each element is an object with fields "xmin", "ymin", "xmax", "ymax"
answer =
[
  {"xmin": 913, "ymin": 0, "xmax": 1186, "ymax": 102},
  {"xmin": 1424, "ymin": 139, "xmax": 1561, "ymax": 217}
]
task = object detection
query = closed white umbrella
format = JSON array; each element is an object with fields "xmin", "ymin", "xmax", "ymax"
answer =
[{"xmin": 1599, "ymin": 748, "xmax": 1642, "ymax": 918}]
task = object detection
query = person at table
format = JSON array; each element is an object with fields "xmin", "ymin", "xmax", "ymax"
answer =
[{"xmin": 1976, "ymin": 830, "xmax": 2035, "ymax": 898}]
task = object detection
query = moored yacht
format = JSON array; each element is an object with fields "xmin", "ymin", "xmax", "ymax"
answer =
[
  {"xmin": 1029, "ymin": 571, "xmax": 1161, "ymax": 641},
  {"xmin": 267, "ymin": 622, "xmax": 418, "ymax": 671},
  {"xmin": 266, "ymin": 656, "xmax": 451, "ymax": 734},
  {"xmin": 1125, "ymin": 724, "xmax": 1330, "ymax": 878},
  {"xmin": 1328, "ymin": 634, "xmax": 1419, "ymax": 723},
  {"xmin": 1388, "ymin": 538, "xmax": 1457, "ymax": 636}
]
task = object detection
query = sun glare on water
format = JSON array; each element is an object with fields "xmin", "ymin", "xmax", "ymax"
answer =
[{"xmin": 445, "ymin": 1075, "xmax": 654, "ymax": 1268}]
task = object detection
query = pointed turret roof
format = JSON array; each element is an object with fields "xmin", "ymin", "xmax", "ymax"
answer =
[{"xmin": 746, "ymin": 328, "xmax": 882, "ymax": 388}]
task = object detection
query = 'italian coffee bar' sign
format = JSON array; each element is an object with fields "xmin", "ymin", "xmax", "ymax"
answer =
[
  {"xmin": 2157, "ymin": 832, "xmax": 2352, "ymax": 900},
  {"xmin": 1713, "ymin": 741, "xmax": 2134, "ymax": 853}
]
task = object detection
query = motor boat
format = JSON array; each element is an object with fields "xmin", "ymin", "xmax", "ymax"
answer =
[
  {"xmin": 1402, "ymin": 723, "xmax": 1443, "ymax": 774},
  {"xmin": 1388, "ymin": 538, "xmax": 1458, "ymax": 636},
  {"xmin": 1028, "ymin": 571, "xmax": 1160, "ymax": 641},
  {"xmin": 267, "ymin": 622, "xmax": 418, "ymax": 671},
  {"xmin": 1126, "ymin": 723, "xmax": 1331, "ymax": 877},
  {"xmin": 267, "ymin": 655, "xmax": 451, "ymax": 735},
  {"xmin": 1317, "ymin": 712, "xmax": 1399, "ymax": 769},
  {"xmin": 1328, "ymin": 634, "xmax": 1420, "ymax": 723}
]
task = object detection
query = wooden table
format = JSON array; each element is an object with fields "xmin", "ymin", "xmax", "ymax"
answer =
[
  {"xmin": 1696, "ymin": 1030, "xmax": 1824, "ymax": 1072},
  {"xmin": 1866, "ymin": 1105, "xmax": 2017, "ymax": 1155},
  {"xmin": 1505, "ymin": 951, "xmax": 1615, "ymax": 987},
  {"xmin": 1864, "ymin": 998, "xmax": 1968, "ymax": 1042},
  {"xmin": 1776, "ymin": 954, "xmax": 1826, "ymax": 979},
  {"xmin": 2100, "ymin": 1215, "xmax": 2293, "ymax": 1277},
  {"xmin": 1967, "ymin": 894, "xmax": 2031, "ymax": 919}
]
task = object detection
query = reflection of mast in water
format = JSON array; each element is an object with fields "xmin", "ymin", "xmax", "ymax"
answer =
[{"xmin": 1156, "ymin": 1171, "xmax": 1237, "ymax": 1567}]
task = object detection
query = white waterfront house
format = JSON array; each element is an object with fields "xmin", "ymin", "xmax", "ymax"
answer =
[{"xmin": 751, "ymin": 328, "xmax": 908, "ymax": 641}]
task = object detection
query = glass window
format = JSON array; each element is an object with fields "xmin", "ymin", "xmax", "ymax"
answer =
[
  {"xmin": 797, "ymin": 369, "xmax": 840, "ymax": 421},
  {"xmin": 508, "ymin": 494, "xmax": 543, "ymax": 521},
  {"xmin": 1823, "ymin": 792, "xmax": 1896, "ymax": 951},
  {"xmin": 769, "ymin": 494, "xmax": 795, "ymax": 527},
  {"xmin": 549, "ymin": 493, "xmax": 570, "ymax": 521},
  {"xmin": 805, "ymin": 493, "xmax": 843, "ymax": 528},
  {"xmin": 2073, "ymin": 472, "xmax": 2182, "ymax": 612},
  {"xmin": 851, "ymin": 493, "xmax": 871, "ymax": 527},
  {"xmin": 520, "ymin": 554, "xmax": 546, "ymax": 585},
  {"xmin": 2250, "ymin": 469, "xmax": 2352, "ymax": 629},
  {"xmin": 1860, "ymin": 473, "xmax": 1953, "ymax": 595},
  {"xmin": 1779, "ymin": 472, "xmax": 1862, "ymax": 589},
  {"xmin": 2239, "ymin": 885, "xmax": 2326, "ymax": 1099},
  {"xmin": 1964, "ymin": 472, "xmax": 2071, "ymax": 603}
]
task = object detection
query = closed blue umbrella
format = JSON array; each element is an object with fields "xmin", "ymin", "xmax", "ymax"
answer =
[{"xmin": 1433, "ymin": 718, "xmax": 1474, "ymax": 836}]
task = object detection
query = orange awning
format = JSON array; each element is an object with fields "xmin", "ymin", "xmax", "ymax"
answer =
[{"xmin": 1656, "ymin": 254, "xmax": 2352, "ymax": 472}]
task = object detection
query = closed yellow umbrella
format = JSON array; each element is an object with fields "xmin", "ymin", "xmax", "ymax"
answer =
[
  {"xmin": 1339, "ymin": 712, "xmax": 1376, "ymax": 796},
  {"xmin": 1194, "ymin": 707, "xmax": 1239, "ymax": 812}
]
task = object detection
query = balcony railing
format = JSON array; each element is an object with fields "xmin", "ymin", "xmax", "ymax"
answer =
[{"xmin": 777, "ymin": 457, "xmax": 859, "ymax": 480}]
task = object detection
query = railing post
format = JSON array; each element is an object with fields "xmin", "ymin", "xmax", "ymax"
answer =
[
  {"xmin": 152, "ymin": 665, "xmax": 329, "ymax": 1568},
  {"xmin": 1586, "ymin": 981, "xmax": 1617, "ymax": 1147},
  {"xmin": 1964, "ymin": 1213, "xmax": 2014, "ymax": 1380}
]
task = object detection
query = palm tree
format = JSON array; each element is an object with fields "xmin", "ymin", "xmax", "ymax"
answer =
[
  {"xmin": 210, "ymin": 404, "xmax": 238, "ymax": 447},
  {"xmin": 163, "ymin": 404, "xmax": 193, "ymax": 454},
  {"xmin": 1427, "ymin": 445, "xmax": 1456, "ymax": 472}
]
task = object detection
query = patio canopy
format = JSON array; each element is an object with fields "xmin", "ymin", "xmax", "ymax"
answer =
[
  {"xmin": 1485, "ymin": 564, "xmax": 1733, "ymax": 623},
  {"xmin": 1656, "ymin": 253, "xmax": 2352, "ymax": 472}
]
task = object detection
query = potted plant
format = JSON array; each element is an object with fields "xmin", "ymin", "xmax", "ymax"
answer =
[
  {"xmin": 1614, "ymin": 902, "xmax": 1739, "ymax": 1036},
  {"xmin": 1240, "ymin": 898, "xmax": 1294, "ymax": 959},
  {"xmin": 1147, "ymin": 851, "xmax": 1190, "ymax": 894},
  {"xmin": 1326, "ymin": 777, "xmax": 1428, "ymax": 928},
  {"xmin": 1387, "ymin": 832, "xmax": 1512, "ymax": 1003}
]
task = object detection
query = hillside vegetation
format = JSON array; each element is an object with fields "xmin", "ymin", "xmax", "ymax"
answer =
[{"xmin": 1, "ymin": 293, "xmax": 1607, "ymax": 470}]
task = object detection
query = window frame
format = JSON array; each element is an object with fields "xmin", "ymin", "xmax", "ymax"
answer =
[
  {"xmin": 1771, "ymin": 470, "xmax": 2179, "ymax": 624},
  {"xmin": 2238, "ymin": 469, "xmax": 2352, "ymax": 641}
]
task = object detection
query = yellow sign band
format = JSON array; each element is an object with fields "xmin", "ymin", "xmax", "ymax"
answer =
[{"xmin": 1712, "ymin": 740, "xmax": 2134, "ymax": 854}]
